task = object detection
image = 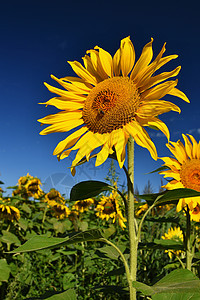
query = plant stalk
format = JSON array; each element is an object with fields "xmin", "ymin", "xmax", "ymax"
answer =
[
  {"xmin": 127, "ymin": 137, "xmax": 137, "ymax": 300},
  {"xmin": 185, "ymin": 206, "xmax": 192, "ymax": 270}
]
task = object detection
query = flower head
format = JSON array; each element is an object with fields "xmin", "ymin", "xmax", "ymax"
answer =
[
  {"xmin": 51, "ymin": 202, "xmax": 71, "ymax": 219},
  {"xmin": 72, "ymin": 198, "xmax": 94, "ymax": 213},
  {"xmin": 13, "ymin": 173, "xmax": 43, "ymax": 199},
  {"xmin": 161, "ymin": 226, "xmax": 183, "ymax": 259},
  {"xmin": 38, "ymin": 37, "xmax": 189, "ymax": 173},
  {"xmin": 44, "ymin": 189, "xmax": 70, "ymax": 219},
  {"xmin": 96, "ymin": 190, "xmax": 126, "ymax": 229},
  {"xmin": 160, "ymin": 134, "xmax": 200, "ymax": 221},
  {"xmin": 44, "ymin": 188, "xmax": 65, "ymax": 205},
  {"xmin": 0, "ymin": 198, "xmax": 20, "ymax": 221}
]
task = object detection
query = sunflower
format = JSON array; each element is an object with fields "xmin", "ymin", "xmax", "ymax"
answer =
[
  {"xmin": 13, "ymin": 173, "xmax": 43, "ymax": 199},
  {"xmin": 96, "ymin": 190, "xmax": 126, "ymax": 229},
  {"xmin": 51, "ymin": 202, "xmax": 71, "ymax": 219},
  {"xmin": 161, "ymin": 226, "xmax": 183, "ymax": 259},
  {"xmin": 160, "ymin": 134, "xmax": 200, "ymax": 221},
  {"xmin": 38, "ymin": 37, "xmax": 189, "ymax": 173},
  {"xmin": 44, "ymin": 188, "xmax": 65, "ymax": 206},
  {"xmin": 0, "ymin": 198, "xmax": 20, "ymax": 221},
  {"xmin": 72, "ymin": 198, "xmax": 94, "ymax": 213}
]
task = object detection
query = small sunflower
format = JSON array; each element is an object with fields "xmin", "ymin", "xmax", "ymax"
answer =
[
  {"xmin": 0, "ymin": 198, "xmax": 20, "ymax": 221},
  {"xmin": 51, "ymin": 202, "xmax": 71, "ymax": 219},
  {"xmin": 44, "ymin": 188, "xmax": 65, "ymax": 206},
  {"xmin": 161, "ymin": 226, "xmax": 183, "ymax": 259},
  {"xmin": 13, "ymin": 173, "xmax": 43, "ymax": 199},
  {"xmin": 72, "ymin": 198, "xmax": 94, "ymax": 213},
  {"xmin": 38, "ymin": 37, "xmax": 189, "ymax": 173},
  {"xmin": 160, "ymin": 134, "xmax": 200, "ymax": 221},
  {"xmin": 96, "ymin": 190, "xmax": 126, "ymax": 229}
]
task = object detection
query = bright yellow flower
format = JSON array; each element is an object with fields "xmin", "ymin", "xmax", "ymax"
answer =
[
  {"xmin": 72, "ymin": 198, "xmax": 94, "ymax": 213},
  {"xmin": 38, "ymin": 37, "xmax": 189, "ymax": 173},
  {"xmin": 161, "ymin": 226, "xmax": 183, "ymax": 259},
  {"xmin": 160, "ymin": 134, "xmax": 200, "ymax": 221},
  {"xmin": 96, "ymin": 190, "xmax": 126, "ymax": 229},
  {"xmin": 0, "ymin": 198, "xmax": 20, "ymax": 221}
]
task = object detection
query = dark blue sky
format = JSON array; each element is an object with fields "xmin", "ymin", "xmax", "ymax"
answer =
[{"xmin": 1, "ymin": 0, "xmax": 200, "ymax": 196}]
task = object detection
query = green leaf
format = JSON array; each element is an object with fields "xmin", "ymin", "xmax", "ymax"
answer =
[
  {"xmin": 154, "ymin": 238, "xmax": 184, "ymax": 250},
  {"xmin": 146, "ymin": 166, "xmax": 170, "ymax": 174},
  {"xmin": 42, "ymin": 289, "xmax": 77, "ymax": 300},
  {"xmin": 0, "ymin": 259, "xmax": 11, "ymax": 282},
  {"xmin": 0, "ymin": 180, "xmax": 4, "ymax": 184},
  {"xmin": 97, "ymin": 245, "xmax": 126, "ymax": 260},
  {"xmin": 138, "ymin": 188, "xmax": 200, "ymax": 206},
  {"xmin": 0, "ymin": 230, "xmax": 21, "ymax": 246},
  {"xmin": 143, "ymin": 216, "xmax": 180, "ymax": 224},
  {"xmin": 132, "ymin": 281, "xmax": 154, "ymax": 296},
  {"xmin": 132, "ymin": 269, "xmax": 200, "ymax": 298},
  {"xmin": 70, "ymin": 180, "xmax": 112, "ymax": 201},
  {"xmin": 8, "ymin": 229, "xmax": 104, "ymax": 253}
]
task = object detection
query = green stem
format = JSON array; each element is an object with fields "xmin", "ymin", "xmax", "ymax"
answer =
[
  {"xmin": 185, "ymin": 206, "xmax": 193, "ymax": 270},
  {"xmin": 127, "ymin": 137, "xmax": 137, "ymax": 300},
  {"xmin": 100, "ymin": 238, "xmax": 130, "ymax": 281}
]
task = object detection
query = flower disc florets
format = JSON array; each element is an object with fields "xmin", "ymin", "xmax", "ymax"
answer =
[
  {"xmin": 180, "ymin": 159, "xmax": 200, "ymax": 191},
  {"xmin": 82, "ymin": 77, "xmax": 140, "ymax": 134}
]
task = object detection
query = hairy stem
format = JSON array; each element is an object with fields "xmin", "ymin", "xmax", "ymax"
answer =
[{"xmin": 127, "ymin": 137, "xmax": 137, "ymax": 300}]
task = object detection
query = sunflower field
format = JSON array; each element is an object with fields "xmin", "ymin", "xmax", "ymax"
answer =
[
  {"xmin": 2, "ymin": 36, "xmax": 200, "ymax": 300},
  {"xmin": 1, "ymin": 163, "xmax": 200, "ymax": 299}
]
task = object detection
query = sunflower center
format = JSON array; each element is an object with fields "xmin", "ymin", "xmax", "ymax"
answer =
[
  {"xmin": 192, "ymin": 203, "xmax": 200, "ymax": 215},
  {"xmin": 180, "ymin": 159, "xmax": 200, "ymax": 191},
  {"xmin": 103, "ymin": 202, "xmax": 115, "ymax": 214},
  {"xmin": 82, "ymin": 77, "xmax": 140, "ymax": 134}
]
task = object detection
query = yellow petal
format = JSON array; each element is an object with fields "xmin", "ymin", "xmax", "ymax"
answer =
[
  {"xmin": 140, "ymin": 66, "xmax": 181, "ymax": 92},
  {"xmin": 182, "ymin": 134, "xmax": 193, "ymax": 159},
  {"xmin": 112, "ymin": 129, "xmax": 127, "ymax": 168},
  {"xmin": 160, "ymin": 156, "xmax": 181, "ymax": 170},
  {"xmin": 187, "ymin": 134, "xmax": 198, "ymax": 158},
  {"xmin": 141, "ymin": 80, "xmax": 178, "ymax": 101},
  {"xmin": 168, "ymin": 87, "xmax": 190, "ymax": 103},
  {"xmin": 94, "ymin": 46, "xmax": 113, "ymax": 77},
  {"xmin": 130, "ymin": 38, "xmax": 154, "ymax": 81},
  {"xmin": 159, "ymin": 170, "xmax": 181, "ymax": 181},
  {"xmin": 72, "ymin": 132, "xmax": 108, "ymax": 167},
  {"xmin": 120, "ymin": 36, "xmax": 135, "ymax": 77},
  {"xmin": 137, "ymin": 100, "xmax": 180, "ymax": 118},
  {"xmin": 40, "ymin": 119, "xmax": 84, "ymax": 135},
  {"xmin": 165, "ymin": 180, "xmax": 184, "ymax": 190},
  {"xmin": 43, "ymin": 83, "xmax": 86, "ymax": 101},
  {"xmin": 95, "ymin": 140, "xmax": 113, "ymax": 166},
  {"xmin": 166, "ymin": 141, "xmax": 187, "ymax": 164},
  {"xmin": 42, "ymin": 98, "xmax": 84, "ymax": 110},
  {"xmin": 125, "ymin": 121, "xmax": 157, "ymax": 160},
  {"xmin": 51, "ymin": 75, "xmax": 91, "ymax": 94},
  {"xmin": 38, "ymin": 111, "xmax": 82, "ymax": 124},
  {"xmin": 143, "ymin": 117, "xmax": 170, "ymax": 141},
  {"xmin": 68, "ymin": 60, "xmax": 98, "ymax": 85},
  {"xmin": 53, "ymin": 126, "xmax": 88, "ymax": 156},
  {"xmin": 113, "ymin": 48, "xmax": 121, "ymax": 76}
]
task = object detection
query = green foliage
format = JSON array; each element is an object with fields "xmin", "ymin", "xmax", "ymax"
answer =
[{"xmin": 1, "ymin": 176, "xmax": 200, "ymax": 299}]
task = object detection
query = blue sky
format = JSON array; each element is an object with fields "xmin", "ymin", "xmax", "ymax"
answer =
[{"xmin": 1, "ymin": 0, "xmax": 200, "ymax": 197}]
